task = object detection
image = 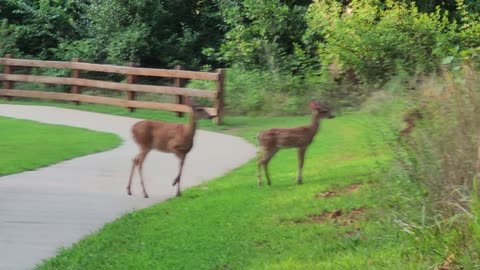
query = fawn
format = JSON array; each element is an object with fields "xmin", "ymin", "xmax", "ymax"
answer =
[
  {"xmin": 257, "ymin": 100, "xmax": 334, "ymax": 186},
  {"xmin": 127, "ymin": 98, "xmax": 213, "ymax": 198}
]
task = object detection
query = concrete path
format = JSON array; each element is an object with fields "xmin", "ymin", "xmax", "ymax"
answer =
[{"xmin": 0, "ymin": 105, "xmax": 257, "ymax": 270}]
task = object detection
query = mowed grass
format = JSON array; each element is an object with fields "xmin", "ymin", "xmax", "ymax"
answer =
[
  {"xmin": 0, "ymin": 116, "xmax": 121, "ymax": 176},
  {"xmin": 0, "ymin": 99, "xmax": 218, "ymax": 127},
  {"xmin": 35, "ymin": 111, "xmax": 437, "ymax": 270}
]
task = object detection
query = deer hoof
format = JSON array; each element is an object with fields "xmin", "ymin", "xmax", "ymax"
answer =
[
  {"xmin": 144, "ymin": 194, "xmax": 149, "ymax": 199},
  {"xmin": 296, "ymin": 180, "xmax": 303, "ymax": 185},
  {"xmin": 127, "ymin": 188, "xmax": 132, "ymax": 196},
  {"xmin": 172, "ymin": 178, "xmax": 179, "ymax": 186}
]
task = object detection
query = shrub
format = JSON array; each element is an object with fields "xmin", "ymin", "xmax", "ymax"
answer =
[
  {"xmin": 188, "ymin": 68, "xmax": 327, "ymax": 116},
  {"xmin": 399, "ymin": 69, "xmax": 480, "ymax": 218},
  {"xmin": 363, "ymin": 68, "xmax": 480, "ymax": 267},
  {"xmin": 305, "ymin": 0, "xmax": 458, "ymax": 85}
]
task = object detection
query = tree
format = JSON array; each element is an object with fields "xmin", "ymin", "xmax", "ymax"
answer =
[
  {"xmin": 54, "ymin": 0, "xmax": 225, "ymax": 68},
  {"xmin": 216, "ymin": 0, "xmax": 313, "ymax": 73},
  {"xmin": 0, "ymin": 0, "xmax": 85, "ymax": 58}
]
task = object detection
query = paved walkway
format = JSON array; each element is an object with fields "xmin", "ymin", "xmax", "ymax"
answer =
[{"xmin": 0, "ymin": 105, "xmax": 257, "ymax": 270}]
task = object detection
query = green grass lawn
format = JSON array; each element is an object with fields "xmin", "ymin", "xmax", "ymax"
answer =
[
  {"xmin": 1, "ymin": 100, "xmax": 457, "ymax": 269},
  {"xmin": 0, "ymin": 116, "xmax": 121, "ymax": 176},
  {"xmin": 32, "ymin": 108, "xmax": 445, "ymax": 270}
]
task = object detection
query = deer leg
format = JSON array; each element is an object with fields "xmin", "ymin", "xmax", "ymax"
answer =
[
  {"xmin": 257, "ymin": 151, "xmax": 264, "ymax": 186},
  {"xmin": 296, "ymin": 148, "xmax": 306, "ymax": 185},
  {"xmin": 126, "ymin": 157, "xmax": 138, "ymax": 196},
  {"xmin": 137, "ymin": 150, "xmax": 150, "ymax": 198},
  {"xmin": 172, "ymin": 154, "xmax": 186, "ymax": 197},
  {"xmin": 262, "ymin": 149, "xmax": 278, "ymax": 186}
]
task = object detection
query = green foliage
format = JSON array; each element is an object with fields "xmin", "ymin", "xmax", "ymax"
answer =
[
  {"xmin": 469, "ymin": 177, "xmax": 480, "ymax": 267},
  {"xmin": 53, "ymin": 0, "xmax": 224, "ymax": 67},
  {"xmin": 0, "ymin": 19, "xmax": 20, "ymax": 57},
  {"xmin": 53, "ymin": 0, "xmax": 149, "ymax": 64},
  {"xmin": 370, "ymin": 69, "xmax": 480, "ymax": 267},
  {"xmin": 0, "ymin": 116, "xmax": 121, "ymax": 176},
  {"xmin": 189, "ymin": 68, "xmax": 325, "ymax": 116},
  {"xmin": 0, "ymin": 0, "xmax": 84, "ymax": 58},
  {"xmin": 401, "ymin": 71, "xmax": 480, "ymax": 218},
  {"xmin": 305, "ymin": 0, "xmax": 457, "ymax": 84},
  {"xmin": 216, "ymin": 0, "xmax": 313, "ymax": 73}
]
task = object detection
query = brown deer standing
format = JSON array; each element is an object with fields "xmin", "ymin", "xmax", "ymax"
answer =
[
  {"xmin": 257, "ymin": 100, "xmax": 334, "ymax": 186},
  {"xmin": 127, "ymin": 98, "xmax": 213, "ymax": 198}
]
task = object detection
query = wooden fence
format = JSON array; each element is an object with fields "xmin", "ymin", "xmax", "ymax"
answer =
[{"xmin": 0, "ymin": 54, "xmax": 225, "ymax": 124}]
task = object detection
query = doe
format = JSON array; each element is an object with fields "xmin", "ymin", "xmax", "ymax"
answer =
[
  {"xmin": 127, "ymin": 98, "xmax": 213, "ymax": 198},
  {"xmin": 256, "ymin": 100, "xmax": 334, "ymax": 186}
]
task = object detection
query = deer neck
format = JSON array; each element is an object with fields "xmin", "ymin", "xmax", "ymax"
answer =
[
  {"xmin": 185, "ymin": 109, "xmax": 197, "ymax": 139},
  {"xmin": 309, "ymin": 111, "xmax": 321, "ymax": 135}
]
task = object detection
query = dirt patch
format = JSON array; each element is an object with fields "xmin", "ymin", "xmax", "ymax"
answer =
[
  {"xmin": 346, "ymin": 183, "xmax": 362, "ymax": 193},
  {"xmin": 315, "ymin": 183, "xmax": 363, "ymax": 199},
  {"xmin": 255, "ymin": 240, "xmax": 269, "ymax": 247},
  {"xmin": 434, "ymin": 254, "xmax": 456, "ymax": 270},
  {"xmin": 307, "ymin": 207, "xmax": 367, "ymax": 225}
]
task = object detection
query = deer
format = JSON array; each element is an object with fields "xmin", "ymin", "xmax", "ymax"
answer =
[
  {"xmin": 256, "ymin": 100, "xmax": 334, "ymax": 186},
  {"xmin": 127, "ymin": 98, "xmax": 213, "ymax": 198},
  {"xmin": 399, "ymin": 109, "xmax": 423, "ymax": 138}
]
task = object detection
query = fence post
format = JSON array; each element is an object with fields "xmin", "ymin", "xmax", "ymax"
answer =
[
  {"xmin": 126, "ymin": 63, "xmax": 137, "ymax": 112},
  {"xmin": 2, "ymin": 54, "xmax": 13, "ymax": 101},
  {"xmin": 174, "ymin": 65, "xmax": 186, "ymax": 118},
  {"xmin": 70, "ymin": 58, "xmax": 81, "ymax": 105},
  {"xmin": 214, "ymin": 68, "xmax": 225, "ymax": 125}
]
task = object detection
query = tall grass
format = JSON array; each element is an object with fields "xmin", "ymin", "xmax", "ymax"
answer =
[
  {"xmin": 188, "ymin": 68, "xmax": 376, "ymax": 116},
  {"xmin": 377, "ymin": 66, "xmax": 480, "ymax": 266}
]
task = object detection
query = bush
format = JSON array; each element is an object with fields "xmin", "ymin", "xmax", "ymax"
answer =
[
  {"xmin": 360, "ymin": 68, "xmax": 480, "ymax": 267},
  {"xmin": 188, "ymin": 68, "xmax": 330, "ymax": 116},
  {"xmin": 399, "ymin": 69, "xmax": 480, "ymax": 218},
  {"xmin": 305, "ymin": 0, "xmax": 458, "ymax": 85}
]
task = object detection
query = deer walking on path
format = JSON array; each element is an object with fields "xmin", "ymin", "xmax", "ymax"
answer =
[
  {"xmin": 127, "ymin": 98, "xmax": 213, "ymax": 198},
  {"xmin": 257, "ymin": 100, "xmax": 334, "ymax": 186}
]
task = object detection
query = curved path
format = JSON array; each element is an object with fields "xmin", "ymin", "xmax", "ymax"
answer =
[{"xmin": 0, "ymin": 105, "xmax": 257, "ymax": 270}]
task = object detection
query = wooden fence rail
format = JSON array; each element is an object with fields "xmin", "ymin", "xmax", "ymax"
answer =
[{"xmin": 0, "ymin": 55, "xmax": 224, "ymax": 124}]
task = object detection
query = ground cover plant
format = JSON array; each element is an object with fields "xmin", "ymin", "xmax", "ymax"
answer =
[
  {"xmin": 32, "ymin": 106, "xmax": 463, "ymax": 270},
  {"xmin": 0, "ymin": 116, "xmax": 121, "ymax": 176},
  {"xmin": 3, "ymin": 93, "xmax": 477, "ymax": 268}
]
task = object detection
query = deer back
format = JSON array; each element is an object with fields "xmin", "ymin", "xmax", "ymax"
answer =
[
  {"xmin": 132, "ymin": 120, "xmax": 193, "ymax": 153},
  {"xmin": 258, "ymin": 126, "xmax": 317, "ymax": 149}
]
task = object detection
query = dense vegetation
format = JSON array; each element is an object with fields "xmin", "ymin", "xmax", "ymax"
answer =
[
  {"xmin": 2, "ymin": 0, "xmax": 480, "ymax": 268},
  {"xmin": 2, "ymin": 0, "xmax": 480, "ymax": 113}
]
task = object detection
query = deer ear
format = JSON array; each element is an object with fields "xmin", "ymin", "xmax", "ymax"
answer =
[{"xmin": 309, "ymin": 100, "xmax": 318, "ymax": 110}]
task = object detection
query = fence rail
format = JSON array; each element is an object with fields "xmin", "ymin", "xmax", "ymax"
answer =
[{"xmin": 0, "ymin": 55, "xmax": 224, "ymax": 124}]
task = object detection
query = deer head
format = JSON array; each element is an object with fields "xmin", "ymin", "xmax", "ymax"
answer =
[
  {"xmin": 184, "ymin": 97, "xmax": 214, "ymax": 120},
  {"xmin": 310, "ymin": 100, "xmax": 334, "ymax": 119}
]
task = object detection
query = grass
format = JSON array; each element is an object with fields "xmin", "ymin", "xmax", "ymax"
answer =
[
  {"xmin": 0, "ymin": 116, "xmax": 121, "ymax": 176},
  {"xmin": 0, "ymin": 99, "xmax": 326, "ymax": 139},
  {"xmin": 1, "ymin": 99, "xmax": 458, "ymax": 269},
  {"xmin": 32, "ymin": 105, "xmax": 445, "ymax": 269},
  {"xmin": 0, "ymin": 98, "xmax": 218, "ymax": 127}
]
